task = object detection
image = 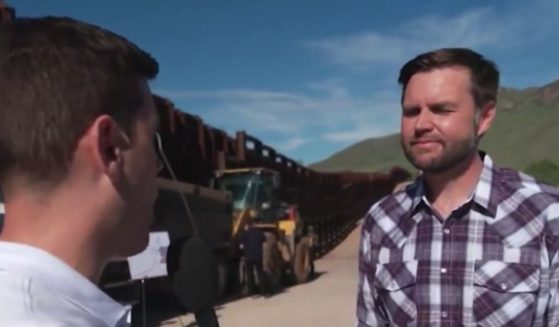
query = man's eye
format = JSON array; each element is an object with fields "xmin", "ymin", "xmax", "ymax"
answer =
[
  {"xmin": 403, "ymin": 108, "xmax": 419, "ymax": 117},
  {"xmin": 432, "ymin": 105, "xmax": 453, "ymax": 114}
]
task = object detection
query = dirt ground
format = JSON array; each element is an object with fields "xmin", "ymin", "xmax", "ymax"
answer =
[{"xmin": 150, "ymin": 222, "xmax": 362, "ymax": 327}]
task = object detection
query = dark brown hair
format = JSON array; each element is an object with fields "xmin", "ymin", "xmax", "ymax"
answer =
[
  {"xmin": 0, "ymin": 16, "xmax": 159, "ymax": 187},
  {"xmin": 398, "ymin": 48, "xmax": 499, "ymax": 108}
]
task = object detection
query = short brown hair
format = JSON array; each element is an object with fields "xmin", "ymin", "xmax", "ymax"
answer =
[
  {"xmin": 398, "ymin": 48, "xmax": 499, "ymax": 109},
  {"xmin": 0, "ymin": 16, "xmax": 159, "ymax": 187}
]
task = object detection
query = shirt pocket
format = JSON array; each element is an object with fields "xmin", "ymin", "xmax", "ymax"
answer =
[
  {"xmin": 473, "ymin": 260, "xmax": 540, "ymax": 327},
  {"xmin": 373, "ymin": 260, "xmax": 418, "ymax": 326}
]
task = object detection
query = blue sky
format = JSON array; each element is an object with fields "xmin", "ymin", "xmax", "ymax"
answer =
[{"xmin": 11, "ymin": 0, "xmax": 559, "ymax": 164}]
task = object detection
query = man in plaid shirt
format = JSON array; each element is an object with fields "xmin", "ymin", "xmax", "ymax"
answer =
[{"xmin": 356, "ymin": 48, "xmax": 559, "ymax": 326}]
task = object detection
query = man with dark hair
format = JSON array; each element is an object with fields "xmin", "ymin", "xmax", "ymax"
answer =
[
  {"xmin": 0, "ymin": 16, "xmax": 160, "ymax": 325},
  {"xmin": 356, "ymin": 48, "xmax": 559, "ymax": 326}
]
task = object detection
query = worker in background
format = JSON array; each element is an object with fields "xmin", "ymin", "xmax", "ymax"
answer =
[
  {"xmin": 356, "ymin": 48, "xmax": 559, "ymax": 326},
  {"xmin": 240, "ymin": 222, "xmax": 270, "ymax": 297},
  {"xmin": 0, "ymin": 15, "xmax": 160, "ymax": 326}
]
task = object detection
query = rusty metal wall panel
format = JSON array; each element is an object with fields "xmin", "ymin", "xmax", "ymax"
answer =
[{"xmin": 154, "ymin": 94, "xmax": 411, "ymax": 232}]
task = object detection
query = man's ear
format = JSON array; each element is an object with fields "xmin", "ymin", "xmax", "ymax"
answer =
[
  {"xmin": 476, "ymin": 101, "xmax": 496, "ymax": 139},
  {"xmin": 87, "ymin": 115, "xmax": 131, "ymax": 182}
]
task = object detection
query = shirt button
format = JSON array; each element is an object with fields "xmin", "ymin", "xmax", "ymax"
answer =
[
  {"xmin": 443, "ymin": 228, "xmax": 450, "ymax": 234},
  {"xmin": 441, "ymin": 267, "xmax": 447, "ymax": 274},
  {"xmin": 500, "ymin": 283, "xmax": 508, "ymax": 290},
  {"xmin": 441, "ymin": 311, "xmax": 448, "ymax": 318}
]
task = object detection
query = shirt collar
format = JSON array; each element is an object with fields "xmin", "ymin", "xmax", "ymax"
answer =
[
  {"xmin": 0, "ymin": 241, "xmax": 131, "ymax": 326},
  {"xmin": 410, "ymin": 176, "xmax": 425, "ymax": 214},
  {"xmin": 471, "ymin": 152, "xmax": 500, "ymax": 217},
  {"xmin": 410, "ymin": 151, "xmax": 500, "ymax": 218}
]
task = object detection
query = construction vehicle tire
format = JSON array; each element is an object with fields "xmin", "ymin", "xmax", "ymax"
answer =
[
  {"xmin": 263, "ymin": 232, "xmax": 282, "ymax": 292},
  {"xmin": 293, "ymin": 236, "xmax": 312, "ymax": 283}
]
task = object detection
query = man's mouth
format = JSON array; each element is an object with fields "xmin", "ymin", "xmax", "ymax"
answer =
[{"xmin": 411, "ymin": 139, "xmax": 440, "ymax": 146}]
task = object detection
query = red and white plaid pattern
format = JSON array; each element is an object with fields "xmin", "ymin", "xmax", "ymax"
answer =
[{"xmin": 357, "ymin": 152, "xmax": 559, "ymax": 326}]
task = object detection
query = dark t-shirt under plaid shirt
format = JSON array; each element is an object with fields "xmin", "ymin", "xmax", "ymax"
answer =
[{"xmin": 357, "ymin": 153, "xmax": 559, "ymax": 326}]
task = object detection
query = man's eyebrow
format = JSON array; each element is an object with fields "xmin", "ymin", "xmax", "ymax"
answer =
[
  {"xmin": 402, "ymin": 101, "xmax": 457, "ymax": 111},
  {"xmin": 428, "ymin": 101, "xmax": 456, "ymax": 108},
  {"xmin": 402, "ymin": 104, "xmax": 420, "ymax": 111}
]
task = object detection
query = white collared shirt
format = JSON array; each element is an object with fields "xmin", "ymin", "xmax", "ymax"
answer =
[{"xmin": 0, "ymin": 241, "xmax": 131, "ymax": 327}]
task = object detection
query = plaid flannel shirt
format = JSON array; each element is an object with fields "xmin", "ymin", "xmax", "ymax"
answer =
[{"xmin": 356, "ymin": 153, "xmax": 559, "ymax": 326}]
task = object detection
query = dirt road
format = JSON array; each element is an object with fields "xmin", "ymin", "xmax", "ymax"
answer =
[{"xmin": 156, "ymin": 222, "xmax": 362, "ymax": 327}]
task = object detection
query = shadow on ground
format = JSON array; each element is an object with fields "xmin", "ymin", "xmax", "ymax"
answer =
[
  {"xmin": 135, "ymin": 269, "xmax": 330, "ymax": 326},
  {"xmin": 132, "ymin": 218, "xmax": 364, "ymax": 327}
]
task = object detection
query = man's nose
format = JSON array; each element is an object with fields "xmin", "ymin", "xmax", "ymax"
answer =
[{"xmin": 414, "ymin": 109, "xmax": 434, "ymax": 133}]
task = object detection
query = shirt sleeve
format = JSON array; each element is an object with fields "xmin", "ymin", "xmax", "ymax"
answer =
[
  {"xmin": 546, "ymin": 248, "xmax": 559, "ymax": 326},
  {"xmin": 356, "ymin": 213, "xmax": 388, "ymax": 327},
  {"xmin": 545, "ymin": 200, "xmax": 559, "ymax": 326}
]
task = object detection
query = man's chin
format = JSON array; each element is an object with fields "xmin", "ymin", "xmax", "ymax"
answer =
[
  {"xmin": 405, "ymin": 152, "xmax": 438, "ymax": 170},
  {"xmin": 408, "ymin": 154, "xmax": 447, "ymax": 171}
]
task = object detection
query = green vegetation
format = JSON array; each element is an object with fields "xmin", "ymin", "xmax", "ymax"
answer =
[
  {"xmin": 524, "ymin": 160, "xmax": 559, "ymax": 186},
  {"xmin": 310, "ymin": 134, "xmax": 413, "ymax": 173},
  {"xmin": 311, "ymin": 79, "xmax": 559, "ymax": 174}
]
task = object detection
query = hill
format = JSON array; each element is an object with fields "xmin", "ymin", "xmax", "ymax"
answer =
[{"xmin": 311, "ymin": 79, "xmax": 559, "ymax": 178}]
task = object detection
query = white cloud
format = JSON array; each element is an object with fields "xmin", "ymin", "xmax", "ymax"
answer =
[
  {"xmin": 307, "ymin": 33, "xmax": 408, "ymax": 66},
  {"xmin": 164, "ymin": 89, "xmax": 309, "ymax": 105},
  {"xmin": 275, "ymin": 137, "xmax": 313, "ymax": 151},
  {"xmin": 323, "ymin": 126, "xmax": 392, "ymax": 143},
  {"xmin": 306, "ymin": 78, "xmax": 350, "ymax": 98},
  {"xmin": 155, "ymin": 1, "xmax": 559, "ymax": 162},
  {"xmin": 305, "ymin": 8, "xmax": 501, "ymax": 67},
  {"xmin": 156, "ymin": 81, "xmax": 401, "ymax": 148},
  {"xmin": 305, "ymin": 3, "xmax": 553, "ymax": 69}
]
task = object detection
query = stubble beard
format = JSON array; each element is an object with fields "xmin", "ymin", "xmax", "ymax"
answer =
[{"xmin": 402, "ymin": 118, "xmax": 480, "ymax": 174}]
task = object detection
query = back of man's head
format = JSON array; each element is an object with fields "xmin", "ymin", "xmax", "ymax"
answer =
[{"xmin": 0, "ymin": 16, "xmax": 159, "ymax": 191}]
